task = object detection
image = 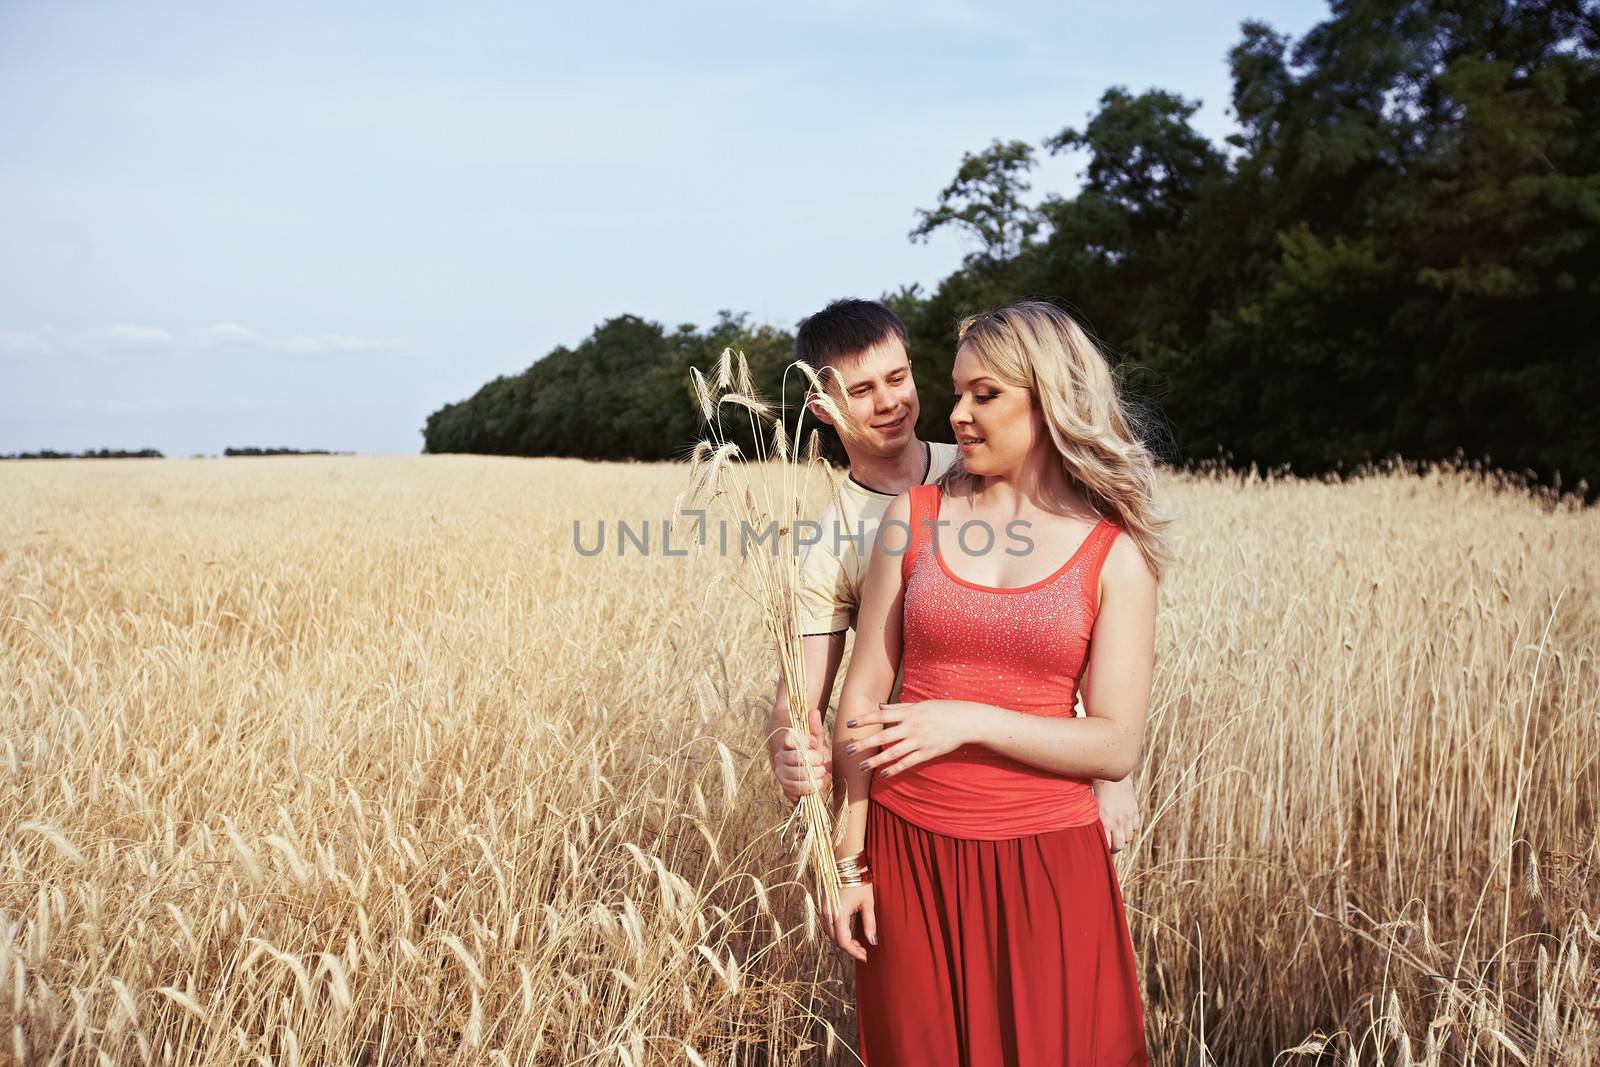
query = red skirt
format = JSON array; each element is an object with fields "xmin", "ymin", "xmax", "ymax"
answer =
[{"xmin": 855, "ymin": 800, "xmax": 1149, "ymax": 1066}]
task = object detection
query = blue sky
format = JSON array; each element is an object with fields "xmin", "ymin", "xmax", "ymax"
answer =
[{"xmin": 0, "ymin": 0, "xmax": 1327, "ymax": 456}]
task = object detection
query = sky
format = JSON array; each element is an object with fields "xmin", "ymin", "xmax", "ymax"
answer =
[{"xmin": 0, "ymin": 0, "xmax": 1329, "ymax": 457}]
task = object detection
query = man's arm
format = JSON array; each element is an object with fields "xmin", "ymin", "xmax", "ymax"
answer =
[{"xmin": 766, "ymin": 631, "xmax": 847, "ymax": 803}]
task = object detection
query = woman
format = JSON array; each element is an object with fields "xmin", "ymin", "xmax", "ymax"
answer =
[{"xmin": 824, "ymin": 301, "xmax": 1171, "ymax": 1065}]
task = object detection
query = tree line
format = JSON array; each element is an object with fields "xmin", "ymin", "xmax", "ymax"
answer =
[
  {"xmin": 2, "ymin": 449, "xmax": 165, "ymax": 460},
  {"xmin": 2, "ymin": 448, "xmax": 348, "ymax": 460},
  {"xmin": 423, "ymin": 1, "xmax": 1599, "ymax": 495}
]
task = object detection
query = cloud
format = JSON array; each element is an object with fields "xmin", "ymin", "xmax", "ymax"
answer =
[
  {"xmin": 0, "ymin": 323, "xmax": 396, "ymax": 361},
  {"xmin": 80, "ymin": 325, "xmax": 174, "ymax": 351},
  {"xmin": 191, "ymin": 321, "xmax": 266, "ymax": 348},
  {"xmin": 0, "ymin": 330, "xmax": 49, "ymax": 354},
  {"xmin": 281, "ymin": 333, "xmax": 389, "ymax": 355},
  {"xmin": 0, "ymin": 322, "xmax": 397, "ymax": 357}
]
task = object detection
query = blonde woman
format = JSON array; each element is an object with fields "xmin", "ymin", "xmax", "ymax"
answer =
[{"xmin": 825, "ymin": 302, "xmax": 1171, "ymax": 1064}]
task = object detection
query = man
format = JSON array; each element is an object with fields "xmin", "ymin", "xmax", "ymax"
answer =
[{"xmin": 763, "ymin": 298, "xmax": 1141, "ymax": 853}]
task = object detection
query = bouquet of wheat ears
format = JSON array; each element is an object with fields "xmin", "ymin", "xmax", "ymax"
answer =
[{"xmin": 673, "ymin": 346, "xmax": 861, "ymax": 918}]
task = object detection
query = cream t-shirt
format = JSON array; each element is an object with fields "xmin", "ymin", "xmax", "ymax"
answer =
[{"xmin": 797, "ymin": 441, "xmax": 959, "ymax": 635}]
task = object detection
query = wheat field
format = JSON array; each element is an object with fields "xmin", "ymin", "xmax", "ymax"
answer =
[{"xmin": 1, "ymin": 455, "xmax": 1596, "ymax": 1066}]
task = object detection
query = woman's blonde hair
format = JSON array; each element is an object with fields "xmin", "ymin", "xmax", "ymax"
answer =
[{"xmin": 938, "ymin": 301, "xmax": 1174, "ymax": 582}]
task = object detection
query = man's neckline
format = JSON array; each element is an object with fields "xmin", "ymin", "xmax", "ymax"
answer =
[{"xmin": 846, "ymin": 440, "xmax": 931, "ymax": 497}]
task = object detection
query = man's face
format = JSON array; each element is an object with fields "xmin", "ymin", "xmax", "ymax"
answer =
[{"xmin": 810, "ymin": 336, "xmax": 919, "ymax": 457}]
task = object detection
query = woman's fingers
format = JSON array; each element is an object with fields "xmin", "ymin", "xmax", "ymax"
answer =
[
  {"xmin": 827, "ymin": 900, "xmax": 870, "ymax": 961},
  {"xmin": 859, "ymin": 738, "xmax": 911, "ymax": 771},
  {"xmin": 841, "ymin": 923, "xmax": 867, "ymax": 962},
  {"xmin": 832, "ymin": 910, "xmax": 863, "ymax": 961},
  {"xmin": 861, "ymin": 896, "xmax": 878, "ymax": 947},
  {"xmin": 878, "ymin": 747, "xmax": 927, "ymax": 778},
  {"xmin": 852, "ymin": 726, "xmax": 907, "ymax": 761}
]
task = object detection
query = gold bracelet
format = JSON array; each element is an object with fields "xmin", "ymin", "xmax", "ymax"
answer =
[{"xmin": 836, "ymin": 851, "xmax": 870, "ymax": 888}]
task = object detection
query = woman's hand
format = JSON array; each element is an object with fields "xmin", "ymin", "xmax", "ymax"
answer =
[
  {"xmin": 822, "ymin": 882, "xmax": 876, "ymax": 962},
  {"xmin": 847, "ymin": 699, "xmax": 974, "ymax": 780},
  {"xmin": 1093, "ymin": 775, "xmax": 1140, "ymax": 853}
]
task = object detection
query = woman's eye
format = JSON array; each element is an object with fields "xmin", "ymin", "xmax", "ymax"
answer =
[{"xmin": 975, "ymin": 393, "xmax": 995, "ymax": 403}]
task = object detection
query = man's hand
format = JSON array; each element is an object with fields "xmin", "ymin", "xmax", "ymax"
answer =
[
  {"xmin": 1094, "ymin": 775, "xmax": 1140, "ymax": 853},
  {"xmin": 770, "ymin": 705, "xmax": 833, "ymax": 804}
]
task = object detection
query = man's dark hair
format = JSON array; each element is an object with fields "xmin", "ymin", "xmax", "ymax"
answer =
[{"xmin": 793, "ymin": 299, "xmax": 909, "ymax": 372}]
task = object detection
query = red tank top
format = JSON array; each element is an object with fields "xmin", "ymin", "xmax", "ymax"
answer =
[{"xmin": 869, "ymin": 482, "xmax": 1123, "ymax": 839}]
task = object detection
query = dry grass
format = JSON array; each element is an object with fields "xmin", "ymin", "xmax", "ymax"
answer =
[{"xmin": 0, "ymin": 455, "xmax": 1595, "ymax": 1066}]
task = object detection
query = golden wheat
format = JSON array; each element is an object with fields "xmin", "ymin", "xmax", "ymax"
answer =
[{"xmin": 0, "ymin": 454, "xmax": 1595, "ymax": 1065}]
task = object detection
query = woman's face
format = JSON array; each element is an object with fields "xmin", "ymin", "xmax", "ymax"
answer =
[{"xmin": 949, "ymin": 342, "xmax": 1041, "ymax": 477}]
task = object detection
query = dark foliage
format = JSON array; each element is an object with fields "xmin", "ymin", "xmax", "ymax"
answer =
[
  {"xmin": 426, "ymin": 1, "xmax": 1599, "ymax": 495},
  {"xmin": 2, "ymin": 448, "xmax": 165, "ymax": 459}
]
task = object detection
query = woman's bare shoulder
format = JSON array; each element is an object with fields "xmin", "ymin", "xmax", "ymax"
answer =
[{"xmin": 1102, "ymin": 525, "xmax": 1157, "ymax": 596}]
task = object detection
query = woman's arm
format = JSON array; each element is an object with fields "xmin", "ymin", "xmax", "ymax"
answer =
[
  {"xmin": 831, "ymin": 490, "xmax": 912, "ymax": 859},
  {"xmin": 855, "ymin": 532, "xmax": 1156, "ymax": 783}
]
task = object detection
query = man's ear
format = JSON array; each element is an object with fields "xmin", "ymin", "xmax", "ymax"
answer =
[{"xmin": 805, "ymin": 393, "xmax": 836, "ymax": 428}]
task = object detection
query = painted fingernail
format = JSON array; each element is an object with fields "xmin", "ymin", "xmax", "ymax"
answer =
[
  {"xmin": 845, "ymin": 743, "xmax": 856, "ymax": 754},
  {"xmin": 879, "ymin": 769, "xmax": 890, "ymax": 778},
  {"xmin": 846, "ymin": 719, "xmax": 856, "ymax": 728},
  {"xmin": 869, "ymin": 934, "xmax": 878, "ymax": 945},
  {"xmin": 858, "ymin": 761, "xmax": 869, "ymax": 770}
]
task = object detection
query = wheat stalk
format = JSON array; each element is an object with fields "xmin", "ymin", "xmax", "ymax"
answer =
[{"xmin": 680, "ymin": 347, "xmax": 848, "ymax": 917}]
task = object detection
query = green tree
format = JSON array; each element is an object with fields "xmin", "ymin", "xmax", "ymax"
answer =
[{"xmin": 910, "ymin": 139, "xmax": 1043, "ymax": 269}]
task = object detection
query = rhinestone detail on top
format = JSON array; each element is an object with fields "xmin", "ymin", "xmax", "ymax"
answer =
[{"xmin": 871, "ymin": 483, "xmax": 1121, "ymax": 839}]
